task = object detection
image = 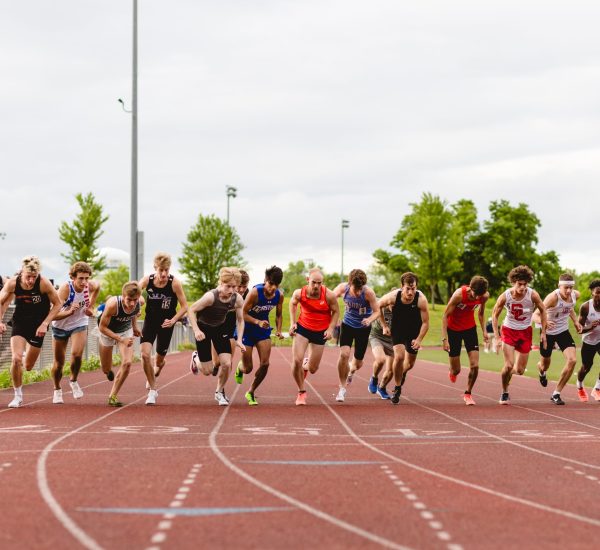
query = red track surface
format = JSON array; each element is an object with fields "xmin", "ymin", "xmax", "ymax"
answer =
[{"xmin": 1, "ymin": 348, "xmax": 599, "ymax": 550}]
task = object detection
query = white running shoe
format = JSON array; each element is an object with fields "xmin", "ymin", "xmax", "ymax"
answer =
[
  {"xmin": 70, "ymin": 381, "xmax": 84, "ymax": 399},
  {"xmin": 336, "ymin": 387, "xmax": 346, "ymax": 402},
  {"xmin": 145, "ymin": 389, "xmax": 158, "ymax": 405},
  {"xmin": 53, "ymin": 390, "xmax": 64, "ymax": 404},
  {"xmin": 8, "ymin": 396, "xmax": 23, "ymax": 408},
  {"xmin": 214, "ymin": 390, "xmax": 229, "ymax": 406}
]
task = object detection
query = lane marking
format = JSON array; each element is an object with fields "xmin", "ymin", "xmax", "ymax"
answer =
[
  {"xmin": 239, "ymin": 460, "xmax": 383, "ymax": 465},
  {"xmin": 78, "ymin": 506, "xmax": 293, "ymax": 517},
  {"xmin": 209, "ymin": 382, "xmax": 414, "ymax": 550}
]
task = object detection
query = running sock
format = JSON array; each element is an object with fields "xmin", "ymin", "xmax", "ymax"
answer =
[
  {"xmin": 552, "ymin": 390, "xmax": 560, "ymax": 397},
  {"xmin": 15, "ymin": 386, "xmax": 23, "ymax": 396},
  {"xmin": 298, "ymin": 390, "xmax": 306, "ymax": 394},
  {"xmin": 464, "ymin": 391, "xmax": 471, "ymax": 395},
  {"xmin": 595, "ymin": 380, "xmax": 600, "ymax": 390},
  {"xmin": 577, "ymin": 380, "xmax": 583, "ymax": 389}
]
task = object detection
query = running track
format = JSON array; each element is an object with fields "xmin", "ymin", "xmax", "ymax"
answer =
[{"xmin": 1, "ymin": 348, "xmax": 599, "ymax": 550}]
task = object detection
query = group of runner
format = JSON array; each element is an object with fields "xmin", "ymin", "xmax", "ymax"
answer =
[{"xmin": 1, "ymin": 255, "xmax": 600, "ymax": 409}]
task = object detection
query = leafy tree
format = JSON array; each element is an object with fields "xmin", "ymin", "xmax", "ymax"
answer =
[
  {"xmin": 575, "ymin": 270, "xmax": 600, "ymax": 304},
  {"xmin": 445, "ymin": 199, "xmax": 480, "ymax": 293},
  {"xmin": 280, "ymin": 260, "xmax": 313, "ymax": 295},
  {"xmin": 179, "ymin": 214, "xmax": 245, "ymax": 300},
  {"xmin": 370, "ymin": 249, "xmax": 412, "ymax": 294},
  {"xmin": 97, "ymin": 264, "xmax": 129, "ymax": 304},
  {"xmin": 391, "ymin": 193, "xmax": 462, "ymax": 307},
  {"xmin": 58, "ymin": 192, "xmax": 109, "ymax": 272}
]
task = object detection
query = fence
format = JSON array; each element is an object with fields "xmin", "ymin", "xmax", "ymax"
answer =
[{"xmin": 0, "ymin": 305, "xmax": 196, "ymax": 371}]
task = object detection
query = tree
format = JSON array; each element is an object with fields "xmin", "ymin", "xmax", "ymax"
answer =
[
  {"xmin": 370, "ymin": 249, "xmax": 412, "ymax": 295},
  {"xmin": 179, "ymin": 214, "xmax": 245, "ymax": 300},
  {"xmin": 58, "ymin": 192, "xmax": 109, "ymax": 272},
  {"xmin": 280, "ymin": 260, "xmax": 314, "ymax": 295},
  {"xmin": 446, "ymin": 199, "xmax": 480, "ymax": 294},
  {"xmin": 97, "ymin": 265, "xmax": 130, "ymax": 304},
  {"xmin": 391, "ymin": 193, "xmax": 462, "ymax": 307}
]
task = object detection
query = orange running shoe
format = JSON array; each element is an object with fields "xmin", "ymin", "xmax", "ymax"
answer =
[
  {"xmin": 448, "ymin": 371, "xmax": 457, "ymax": 383},
  {"xmin": 591, "ymin": 388, "xmax": 600, "ymax": 402},
  {"xmin": 577, "ymin": 387, "xmax": 589, "ymax": 402},
  {"xmin": 295, "ymin": 391, "xmax": 307, "ymax": 406},
  {"xmin": 463, "ymin": 393, "xmax": 476, "ymax": 406}
]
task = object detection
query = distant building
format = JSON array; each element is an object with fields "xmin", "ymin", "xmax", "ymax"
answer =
[{"xmin": 97, "ymin": 247, "xmax": 129, "ymax": 270}]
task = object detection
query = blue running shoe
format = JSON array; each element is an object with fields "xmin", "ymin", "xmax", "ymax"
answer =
[
  {"xmin": 368, "ymin": 377, "xmax": 378, "ymax": 394},
  {"xmin": 377, "ymin": 386, "xmax": 390, "ymax": 400}
]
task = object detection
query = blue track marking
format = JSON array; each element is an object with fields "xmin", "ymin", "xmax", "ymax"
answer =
[{"xmin": 76, "ymin": 506, "xmax": 292, "ymax": 517}]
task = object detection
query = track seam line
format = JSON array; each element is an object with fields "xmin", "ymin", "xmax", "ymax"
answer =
[{"xmin": 209, "ymin": 380, "xmax": 414, "ymax": 550}]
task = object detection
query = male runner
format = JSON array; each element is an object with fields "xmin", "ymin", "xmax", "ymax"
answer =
[
  {"xmin": 492, "ymin": 265, "xmax": 546, "ymax": 405},
  {"xmin": 441, "ymin": 276, "xmax": 489, "ymax": 405},
  {"xmin": 188, "ymin": 267, "xmax": 245, "ymax": 406},
  {"xmin": 0, "ymin": 256, "xmax": 61, "ymax": 408},
  {"xmin": 139, "ymin": 252, "xmax": 188, "ymax": 402},
  {"xmin": 51, "ymin": 261, "xmax": 100, "ymax": 403},
  {"xmin": 289, "ymin": 268, "xmax": 339, "ymax": 405},
  {"xmin": 575, "ymin": 279, "xmax": 600, "ymax": 402},
  {"xmin": 98, "ymin": 282, "xmax": 146, "ymax": 406},
  {"xmin": 377, "ymin": 272, "xmax": 430, "ymax": 405},
  {"xmin": 537, "ymin": 273, "xmax": 581, "ymax": 405},
  {"xmin": 235, "ymin": 266, "xmax": 284, "ymax": 405},
  {"xmin": 367, "ymin": 301, "xmax": 394, "ymax": 400},
  {"xmin": 332, "ymin": 269, "xmax": 379, "ymax": 402}
]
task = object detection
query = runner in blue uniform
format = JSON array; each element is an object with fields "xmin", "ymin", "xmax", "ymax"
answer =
[
  {"xmin": 332, "ymin": 269, "xmax": 380, "ymax": 402},
  {"xmin": 234, "ymin": 266, "xmax": 284, "ymax": 405}
]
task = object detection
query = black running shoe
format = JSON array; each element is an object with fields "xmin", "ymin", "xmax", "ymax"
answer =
[
  {"xmin": 539, "ymin": 373, "xmax": 548, "ymax": 387},
  {"xmin": 391, "ymin": 385, "xmax": 402, "ymax": 405},
  {"xmin": 106, "ymin": 370, "xmax": 114, "ymax": 382},
  {"xmin": 550, "ymin": 394, "xmax": 565, "ymax": 405}
]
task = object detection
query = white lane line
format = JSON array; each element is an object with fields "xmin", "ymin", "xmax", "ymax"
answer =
[
  {"xmin": 145, "ymin": 463, "xmax": 202, "ymax": 550},
  {"xmin": 209, "ymin": 382, "xmax": 413, "ymax": 550},
  {"xmin": 305, "ymin": 368, "xmax": 600, "ymax": 529},
  {"xmin": 36, "ymin": 372, "xmax": 190, "ymax": 550},
  {"xmin": 563, "ymin": 465, "xmax": 600, "ymax": 486}
]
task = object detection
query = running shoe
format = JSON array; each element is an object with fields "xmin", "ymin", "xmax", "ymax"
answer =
[
  {"xmin": 145, "ymin": 389, "xmax": 158, "ymax": 405},
  {"xmin": 550, "ymin": 393, "xmax": 565, "ymax": 405},
  {"xmin": 391, "ymin": 385, "xmax": 402, "ymax": 405},
  {"xmin": 591, "ymin": 388, "xmax": 600, "ymax": 402},
  {"xmin": 577, "ymin": 387, "xmax": 589, "ymax": 402},
  {"xmin": 336, "ymin": 387, "xmax": 346, "ymax": 402},
  {"xmin": 538, "ymin": 373, "xmax": 548, "ymax": 388},
  {"xmin": 498, "ymin": 392, "xmax": 510, "ymax": 405},
  {"xmin": 214, "ymin": 390, "xmax": 229, "ymax": 406},
  {"xmin": 52, "ymin": 389, "xmax": 64, "ymax": 404},
  {"xmin": 448, "ymin": 371, "xmax": 457, "ymax": 383},
  {"xmin": 70, "ymin": 381, "xmax": 84, "ymax": 399},
  {"xmin": 295, "ymin": 391, "xmax": 307, "ymax": 406},
  {"xmin": 108, "ymin": 395, "xmax": 123, "ymax": 407},
  {"xmin": 190, "ymin": 351, "xmax": 199, "ymax": 375},
  {"xmin": 368, "ymin": 377, "xmax": 378, "ymax": 394},
  {"xmin": 8, "ymin": 396, "xmax": 23, "ymax": 408},
  {"xmin": 377, "ymin": 386, "xmax": 390, "ymax": 400},
  {"xmin": 234, "ymin": 362, "xmax": 243, "ymax": 384},
  {"xmin": 106, "ymin": 369, "xmax": 114, "ymax": 382},
  {"xmin": 245, "ymin": 391, "xmax": 258, "ymax": 406},
  {"xmin": 463, "ymin": 393, "xmax": 476, "ymax": 406}
]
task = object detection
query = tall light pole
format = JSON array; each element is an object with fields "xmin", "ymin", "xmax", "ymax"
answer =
[
  {"xmin": 226, "ymin": 186, "xmax": 237, "ymax": 224},
  {"xmin": 341, "ymin": 219, "xmax": 350, "ymax": 282}
]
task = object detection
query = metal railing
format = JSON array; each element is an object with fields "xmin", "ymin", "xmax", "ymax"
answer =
[{"xmin": 0, "ymin": 305, "xmax": 196, "ymax": 371}]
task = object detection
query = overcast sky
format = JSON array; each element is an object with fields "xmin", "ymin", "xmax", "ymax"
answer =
[{"xmin": 1, "ymin": 1, "xmax": 599, "ymax": 286}]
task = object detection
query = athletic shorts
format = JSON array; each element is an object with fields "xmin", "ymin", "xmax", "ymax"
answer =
[
  {"xmin": 581, "ymin": 341, "xmax": 600, "ymax": 367},
  {"xmin": 369, "ymin": 331, "xmax": 394, "ymax": 357},
  {"xmin": 99, "ymin": 328, "xmax": 133, "ymax": 348},
  {"xmin": 447, "ymin": 326, "xmax": 479, "ymax": 357},
  {"xmin": 52, "ymin": 325, "xmax": 87, "ymax": 341},
  {"xmin": 141, "ymin": 318, "xmax": 175, "ymax": 356},
  {"xmin": 339, "ymin": 322, "xmax": 371, "ymax": 360},
  {"xmin": 539, "ymin": 330, "xmax": 575, "ymax": 358},
  {"xmin": 391, "ymin": 327, "xmax": 420, "ymax": 355},
  {"xmin": 242, "ymin": 322, "xmax": 272, "ymax": 347},
  {"xmin": 295, "ymin": 322, "xmax": 327, "ymax": 346},
  {"xmin": 501, "ymin": 325, "xmax": 532, "ymax": 354},
  {"xmin": 10, "ymin": 320, "xmax": 46, "ymax": 348},
  {"xmin": 393, "ymin": 338, "xmax": 419, "ymax": 356},
  {"xmin": 195, "ymin": 321, "xmax": 231, "ymax": 362}
]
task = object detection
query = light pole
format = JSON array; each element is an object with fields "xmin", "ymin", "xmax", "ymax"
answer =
[
  {"xmin": 118, "ymin": 0, "xmax": 139, "ymax": 281},
  {"xmin": 226, "ymin": 186, "xmax": 237, "ymax": 224},
  {"xmin": 341, "ymin": 219, "xmax": 350, "ymax": 282}
]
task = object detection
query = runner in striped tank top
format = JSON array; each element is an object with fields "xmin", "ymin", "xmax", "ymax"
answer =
[
  {"xmin": 536, "ymin": 273, "xmax": 581, "ymax": 405},
  {"xmin": 576, "ymin": 279, "xmax": 600, "ymax": 402},
  {"xmin": 491, "ymin": 265, "xmax": 546, "ymax": 405},
  {"xmin": 51, "ymin": 261, "xmax": 100, "ymax": 404}
]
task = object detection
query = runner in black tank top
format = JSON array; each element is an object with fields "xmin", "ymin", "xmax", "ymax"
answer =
[
  {"xmin": 0, "ymin": 256, "xmax": 61, "ymax": 408},
  {"xmin": 139, "ymin": 254, "xmax": 189, "ymax": 400},
  {"xmin": 378, "ymin": 272, "xmax": 430, "ymax": 405}
]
